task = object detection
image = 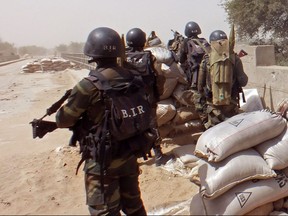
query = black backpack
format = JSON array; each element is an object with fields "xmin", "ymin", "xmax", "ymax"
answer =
[
  {"xmin": 75, "ymin": 69, "xmax": 158, "ymax": 175},
  {"xmin": 125, "ymin": 50, "xmax": 159, "ymax": 104}
]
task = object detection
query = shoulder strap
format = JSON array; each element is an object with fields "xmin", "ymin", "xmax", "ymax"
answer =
[{"xmin": 193, "ymin": 38, "xmax": 209, "ymax": 54}]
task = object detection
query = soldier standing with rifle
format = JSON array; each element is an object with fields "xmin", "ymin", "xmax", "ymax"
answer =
[
  {"xmin": 178, "ymin": 21, "xmax": 210, "ymax": 89},
  {"xmin": 55, "ymin": 27, "xmax": 148, "ymax": 216},
  {"xmin": 195, "ymin": 27, "xmax": 248, "ymax": 129}
]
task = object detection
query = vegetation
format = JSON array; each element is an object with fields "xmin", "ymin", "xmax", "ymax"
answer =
[
  {"xmin": 0, "ymin": 38, "xmax": 84, "ymax": 58},
  {"xmin": 221, "ymin": 0, "xmax": 288, "ymax": 65}
]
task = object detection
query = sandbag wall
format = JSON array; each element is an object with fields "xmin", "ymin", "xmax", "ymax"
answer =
[
  {"xmin": 189, "ymin": 109, "xmax": 288, "ymax": 215},
  {"xmin": 22, "ymin": 57, "xmax": 75, "ymax": 73},
  {"xmin": 145, "ymin": 46, "xmax": 205, "ymax": 143}
]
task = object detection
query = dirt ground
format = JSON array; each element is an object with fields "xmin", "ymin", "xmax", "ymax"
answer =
[{"xmin": 0, "ymin": 61, "xmax": 199, "ymax": 215}]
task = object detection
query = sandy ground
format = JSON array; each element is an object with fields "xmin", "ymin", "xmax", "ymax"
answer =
[{"xmin": 0, "ymin": 60, "xmax": 199, "ymax": 215}]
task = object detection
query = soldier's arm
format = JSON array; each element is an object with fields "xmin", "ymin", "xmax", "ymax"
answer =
[
  {"xmin": 179, "ymin": 38, "xmax": 189, "ymax": 64},
  {"xmin": 234, "ymin": 55, "xmax": 248, "ymax": 87},
  {"xmin": 56, "ymin": 78, "xmax": 96, "ymax": 128},
  {"xmin": 197, "ymin": 55, "xmax": 208, "ymax": 94}
]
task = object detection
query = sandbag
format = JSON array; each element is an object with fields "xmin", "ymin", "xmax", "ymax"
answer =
[
  {"xmin": 198, "ymin": 149, "xmax": 276, "ymax": 199},
  {"xmin": 190, "ymin": 168, "xmax": 288, "ymax": 215},
  {"xmin": 161, "ymin": 62, "xmax": 187, "ymax": 84},
  {"xmin": 195, "ymin": 110, "xmax": 287, "ymax": 162},
  {"xmin": 156, "ymin": 102, "xmax": 177, "ymax": 126},
  {"xmin": 172, "ymin": 144, "xmax": 200, "ymax": 167},
  {"xmin": 245, "ymin": 202, "xmax": 274, "ymax": 216},
  {"xmin": 255, "ymin": 123, "xmax": 288, "ymax": 170},
  {"xmin": 172, "ymin": 84, "xmax": 196, "ymax": 107},
  {"xmin": 159, "ymin": 77, "xmax": 178, "ymax": 100},
  {"xmin": 168, "ymin": 120, "xmax": 204, "ymax": 137},
  {"xmin": 145, "ymin": 46, "xmax": 174, "ymax": 65},
  {"xmin": 172, "ymin": 106, "xmax": 199, "ymax": 125}
]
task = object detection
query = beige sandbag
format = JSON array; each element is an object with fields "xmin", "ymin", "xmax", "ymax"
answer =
[
  {"xmin": 245, "ymin": 202, "xmax": 274, "ymax": 216},
  {"xmin": 161, "ymin": 62, "xmax": 188, "ymax": 84},
  {"xmin": 156, "ymin": 103, "xmax": 177, "ymax": 126},
  {"xmin": 269, "ymin": 211, "xmax": 288, "ymax": 215},
  {"xmin": 198, "ymin": 149, "xmax": 276, "ymax": 199},
  {"xmin": 276, "ymin": 99, "xmax": 288, "ymax": 120},
  {"xmin": 172, "ymin": 84, "xmax": 196, "ymax": 107},
  {"xmin": 273, "ymin": 198, "xmax": 284, "ymax": 211},
  {"xmin": 145, "ymin": 46, "xmax": 174, "ymax": 65},
  {"xmin": 159, "ymin": 77, "xmax": 178, "ymax": 100},
  {"xmin": 172, "ymin": 144, "xmax": 200, "ymax": 167},
  {"xmin": 158, "ymin": 124, "xmax": 174, "ymax": 138},
  {"xmin": 255, "ymin": 123, "xmax": 288, "ymax": 170},
  {"xmin": 172, "ymin": 106, "xmax": 199, "ymax": 125},
  {"xmin": 195, "ymin": 110, "xmax": 287, "ymax": 162},
  {"xmin": 168, "ymin": 120, "xmax": 204, "ymax": 137},
  {"xmin": 190, "ymin": 168, "xmax": 288, "ymax": 215}
]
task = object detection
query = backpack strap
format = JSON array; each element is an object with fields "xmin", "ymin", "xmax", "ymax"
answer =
[{"xmin": 193, "ymin": 38, "xmax": 209, "ymax": 54}]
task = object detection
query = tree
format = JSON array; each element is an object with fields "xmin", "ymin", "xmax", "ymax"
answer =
[
  {"xmin": 0, "ymin": 39, "xmax": 17, "ymax": 55},
  {"xmin": 18, "ymin": 46, "xmax": 47, "ymax": 56},
  {"xmin": 222, "ymin": 0, "xmax": 288, "ymax": 40}
]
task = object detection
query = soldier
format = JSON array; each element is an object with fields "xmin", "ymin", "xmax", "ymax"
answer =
[
  {"xmin": 178, "ymin": 21, "xmax": 210, "ymax": 89},
  {"xmin": 125, "ymin": 27, "xmax": 172, "ymax": 167},
  {"xmin": 196, "ymin": 30, "xmax": 248, "ymax": 129},
  {"xmin": 56, "ymin": 27, "xmax": 147, "ymax": 216}
]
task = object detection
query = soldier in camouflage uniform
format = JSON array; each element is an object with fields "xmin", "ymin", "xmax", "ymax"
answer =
[
  {"xmin": 56, "ymin": 27, "xmax": 147, "ymax": 216},
  {"xmin": 196, "ymin": 30, "xmax": 248, "ymax": 129},
  {"xmin": 125, "ymin": 27, "xmax": 172, "ymax": 167}
]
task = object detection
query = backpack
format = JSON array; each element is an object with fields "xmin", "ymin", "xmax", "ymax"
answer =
[
  {"xmin": 187, "ymin": 38, "xmax": 209, "ymax": 67},
  {"xmin": 125, "ymin": 50, "xmax": 158, "ymax": 104},
  {"xmin": 186, "ymin": 38, "xmax": 210, "ymax": 86},
  {"xmin": 208, "ymin": 39, "xmax": 235, "ymax": 106},
  {"xmin": 90, "ymin": 71, "xmax": 154, "ymax": 141}
]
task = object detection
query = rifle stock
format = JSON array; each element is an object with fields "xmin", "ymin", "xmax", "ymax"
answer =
[{"xmin": 30, "ymin": 89, "xmax": 72, "ymax": 139}]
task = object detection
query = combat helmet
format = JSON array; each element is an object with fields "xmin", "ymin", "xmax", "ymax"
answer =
[
  {"xmin": 126, "ymin": 28, "xmax": 146, "ymax": 48},
  {"xmin": 184, "ymin": 21, "xmax": 201, "ymax": 38},
  {"xmin": 84, "ymin": 27, "xmax": 123, "ymax": 58},
  {"xmin": 209, "ymin": 30, "xmax": 227, "ymax": 42}
]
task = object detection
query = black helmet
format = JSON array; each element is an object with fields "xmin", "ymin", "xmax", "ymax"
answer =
[
  {"xmin": 209, "ymin": 30, "xmax": 228, "ymax": 42},
  {"xmin": 84, "ymin": 27, "xmax": 123, "ymax": 58},
  {"xmin": 184, "ymin": 21, "xmax": 201, "ymax": 37},
  {"xmin": 126, "ymin": 28, "xmax": 146, "ymax": 48}
]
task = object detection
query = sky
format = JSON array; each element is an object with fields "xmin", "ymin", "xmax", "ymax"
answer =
[{"xmin": 0, "ymin": 0, "xmax": 231, "ymax": 49}]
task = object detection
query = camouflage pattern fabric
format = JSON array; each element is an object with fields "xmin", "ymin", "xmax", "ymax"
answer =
[{"xmin": 84, "ymin": 156, "xmax": 146, "ymax": 215}]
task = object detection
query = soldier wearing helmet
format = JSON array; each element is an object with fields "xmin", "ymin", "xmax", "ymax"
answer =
[
  {"xmin": 196, "ymin": 30, "xmax": 248, "ymax": 129},
  {"xmin": 179, "ymin": 21, "xmax": 210, "ymax": 89},
  {"xmin": 125, "ymin": 27, "xmax": 173, "ymax": 167},
  {"xmin": 56, "ymin": 27, "xmax": 147, "ymax": 216}
]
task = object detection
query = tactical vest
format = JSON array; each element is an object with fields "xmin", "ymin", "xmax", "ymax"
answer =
[
  {"xmin": 125, "ymin": 50, "xmax": 158, "ymax": 104},
  {"xmin": 187, "ymin": 38, "xmax": 209, "ymax": 67},
  {"xmin": 208, "ymin": 39, "xmax": 235, "ymax": 106}
]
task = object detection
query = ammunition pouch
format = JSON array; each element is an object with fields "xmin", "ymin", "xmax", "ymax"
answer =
[{"xmin": 125, "ymin": 128, "xmax": 158, "ymax": 160}]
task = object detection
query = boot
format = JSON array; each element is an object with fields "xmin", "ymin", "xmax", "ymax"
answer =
[{"xmin": 153, "ymin": 146, "xmax": 173, "ymax": 167}]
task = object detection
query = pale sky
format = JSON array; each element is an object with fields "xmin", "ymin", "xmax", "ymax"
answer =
[{"xmin": 0, "ymin": 0, "xmax": 230, "ymax": 49}]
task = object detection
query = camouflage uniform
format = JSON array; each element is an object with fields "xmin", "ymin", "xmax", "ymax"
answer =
[
  {"xmin": 196, "ymin": 53, "xmax": 248, "ymax": 129},
  {"xmin": 125, "ymin": 47, "xmax": 169, "ymax": 166},
  {"xmin": 56, "ymin": 64, "xmax": 146, "ymax": 216}
]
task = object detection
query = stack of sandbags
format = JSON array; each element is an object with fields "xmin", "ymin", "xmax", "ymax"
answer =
[
  {"xmin": 147, "ymin": 46, "xmax": 205, "ymax": 143},
  {"xmin": 22, "ymin": 57, "xmax": 75, "ymax": 73},
  {"xmin": 21, "ymin": 61, "xmax": 42, "ymax": 73},
  {"xmin": 189, "ymin": 110, "xmax": 288, "ymax": 215}
]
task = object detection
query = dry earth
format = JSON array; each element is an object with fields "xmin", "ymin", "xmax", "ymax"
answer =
[{"xmin": 0, "ymin": 60, "xmax": 199, "ymax": 215}]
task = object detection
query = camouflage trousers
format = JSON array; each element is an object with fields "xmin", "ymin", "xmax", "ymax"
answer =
[
  {"xmin": 84, "ymin": 156, "xmax": 146, "ymax": 216},
  {"xmin": 204, "ymin": 103, "xmax": 239, "ymax": 129}
]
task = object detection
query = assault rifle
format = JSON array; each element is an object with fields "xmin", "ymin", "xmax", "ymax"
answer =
[
  {"xmin": 30, "ymin": 89, "xmax": 72, "ymax": 139},
  {"xmin": 167, "ymin": 29, "xmax": 184, "ymax": 53}
]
